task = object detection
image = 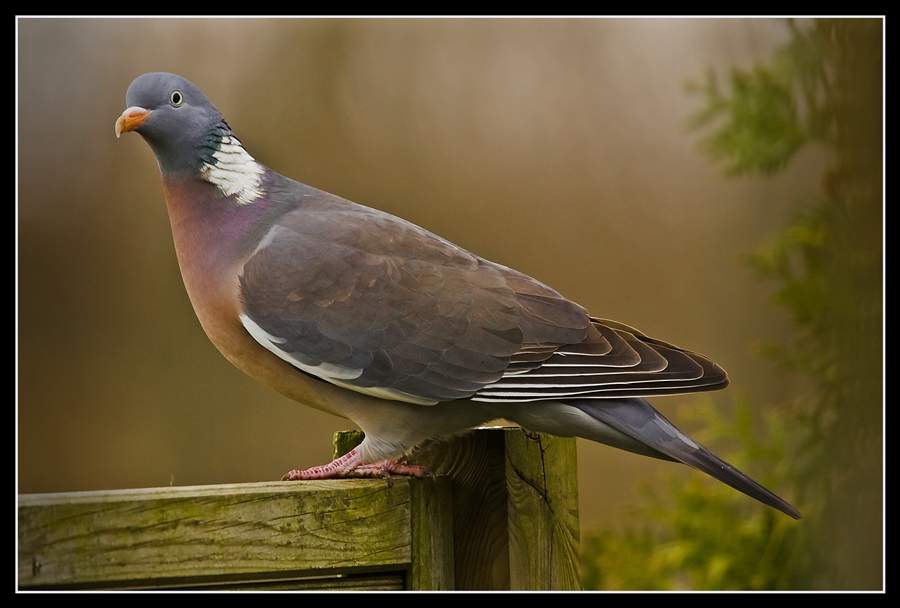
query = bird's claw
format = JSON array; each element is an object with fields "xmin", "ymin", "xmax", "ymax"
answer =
[{"xmin": 282, "ymin": 459, "xmax": 434, "ymax": 482}]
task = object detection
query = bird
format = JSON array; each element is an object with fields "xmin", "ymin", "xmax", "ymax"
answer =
[{"xmin": 115, "ymin": 72, "xmax": 800, "ymax": 519}]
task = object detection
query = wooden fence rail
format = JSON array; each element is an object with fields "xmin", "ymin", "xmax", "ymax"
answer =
[{"xmin": 18, "ymin": 428, "xmax": 580, "ymax": 590}]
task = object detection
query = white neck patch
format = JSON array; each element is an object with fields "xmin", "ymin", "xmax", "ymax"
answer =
[{"xmin": 200, "ymin": 135, "xmax": 264, "ymax": 205}]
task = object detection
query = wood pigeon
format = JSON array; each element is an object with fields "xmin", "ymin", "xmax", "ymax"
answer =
[{"xmin": 116, "ymin": 72, "xmax": 800, "ymax": 519}]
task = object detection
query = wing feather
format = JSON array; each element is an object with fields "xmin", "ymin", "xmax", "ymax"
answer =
[{"xmin": 239, "ymin": 194, "xmax": 726, "ymax": 406}]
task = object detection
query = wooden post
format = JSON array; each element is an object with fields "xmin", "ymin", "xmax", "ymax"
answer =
[{"xmin": 411, "ymin": 428, "xmax": 581, "ymax": 590}]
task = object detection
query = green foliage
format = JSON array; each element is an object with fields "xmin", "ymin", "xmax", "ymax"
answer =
[
  {"xmin": 582, "ymin": 399, "xmax": 807, "ymax": 590},
  {"xmin": 582, "ymin": 19, "xmax": 882, "ymax": 590},
  {"xmin": 686, "ymin": 20, "xmax": 835, "ymax": 176},
  {"xmin": 687, "ymin": 66, "xmax": 807, "ymax": 175}
]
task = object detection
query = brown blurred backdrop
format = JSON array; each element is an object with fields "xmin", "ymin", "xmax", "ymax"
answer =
[{"xmin": 18, "ymin": 19, "xmax": 839, "ymax": 532}]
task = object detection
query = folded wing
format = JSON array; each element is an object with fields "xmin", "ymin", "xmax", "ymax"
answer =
[{"xmin": 239, "ymin": 194, "xmax": 727, "ymax": 406}]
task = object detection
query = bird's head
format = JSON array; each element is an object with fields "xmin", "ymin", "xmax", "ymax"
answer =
[
  {"xmin": 116, "ymin": 73, "xmax": 264, "ymax": 204},
  {"xmin": 116, "ymin": 72, "xmax": 227, "ymax": 177}
]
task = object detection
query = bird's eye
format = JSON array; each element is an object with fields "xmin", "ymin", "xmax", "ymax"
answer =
[{"xmin": 170, "ymin": 90, "xmax": 184, "ymax": 107}]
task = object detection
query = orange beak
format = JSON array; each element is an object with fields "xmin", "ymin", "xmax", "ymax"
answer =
[{"xmin": 115, "ymin": 106, "xmax": 152, "ymax": 138}]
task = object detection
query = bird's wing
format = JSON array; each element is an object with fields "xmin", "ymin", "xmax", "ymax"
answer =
[
  {"xmin": 239, "ymin": 196, "xmax": 727, "ymax": 406},
  {"xmin": 238, "ymin": 199, "xmax": 589, "ymax": 405},
  {"xmin": 473, "ymin": 318, "xmax": 728, "ymax": 402}
]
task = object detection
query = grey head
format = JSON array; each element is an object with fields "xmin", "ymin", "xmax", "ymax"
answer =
[{"xmin": 116, "ymin": 72, "xmax": 231, "ymax": 176}]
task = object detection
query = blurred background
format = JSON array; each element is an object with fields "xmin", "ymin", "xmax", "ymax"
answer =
[{"xmin": 17, "ymin": 18, "xmax": 882, "ymax": 589}]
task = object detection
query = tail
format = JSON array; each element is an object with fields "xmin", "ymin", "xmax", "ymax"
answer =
[{"xmin": 569, "ymin": 398, "xmax": 801, "ymax": 520}]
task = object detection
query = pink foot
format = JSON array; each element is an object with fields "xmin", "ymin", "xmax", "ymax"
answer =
[
  {"xmin": 355, "ymin": 462, "xmax": 434, "ymax": 479},
  {"xmin": 281, "ymin": 449, "xmax": 433, "ymax": 481},
  {"xmin": 282, "ymin": 449, "xmax": 360, "ymax": 480}
]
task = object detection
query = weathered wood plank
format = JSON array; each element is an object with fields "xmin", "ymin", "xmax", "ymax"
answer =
[
  {"xmin": 412, "ymin": 429, "xmax": 511, "ymax": 590},
  {"xmin": 18, "ymin": 479, "xmax": 449, "ymax": 590},
  {"xmin": 506, "ymin": 431, "xmax": 581, "ymax": 590},
  {"xmin": 408, "ymin": 477, "xmax": 455, "ymax": 590}
]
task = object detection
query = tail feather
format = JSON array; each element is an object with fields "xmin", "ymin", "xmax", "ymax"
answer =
[{"xmin": 571, "ymin": 398, "xmax": 802, "ymax": 520}]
